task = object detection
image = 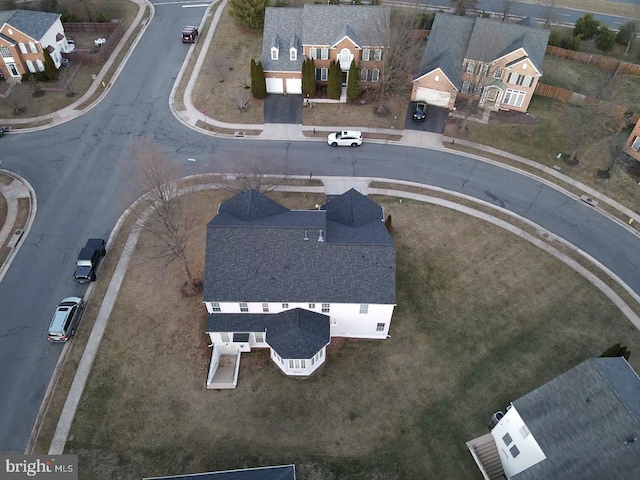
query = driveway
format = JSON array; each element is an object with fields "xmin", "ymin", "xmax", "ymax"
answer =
[
  {"xmin": 404, "ymin": 102, "xmax": 448, "ymax": 134},
  {"xmin": 264, "ymin": 94, "xmax": 303, "ymax": 124}
]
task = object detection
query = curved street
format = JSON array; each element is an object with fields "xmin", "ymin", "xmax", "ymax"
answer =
[{"xmin": 0, "ymin": 0, "xmax": 639, "ymax": 454}]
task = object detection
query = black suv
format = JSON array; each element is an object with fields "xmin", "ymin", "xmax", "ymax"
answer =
[
  {"xmin": 74, "ymin": 238, "xmax": 106, "ymax": 283},
  {"xmin": 182, "ymin": 26, "xmax": 199, "ymax": 43},
  {"xmin": 413, "ymin": 101, "xmax": 427, "ymax": 121}
]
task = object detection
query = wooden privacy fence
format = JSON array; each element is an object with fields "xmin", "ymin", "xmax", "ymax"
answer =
[
  {"xmin": 546, "ymin": 45, "xmax": 640, "ymax": 76},
  {"xmin": 61, "ymin": 21, "xmax": 123, "ymax": 64},
  {"xmin": 534, "ymin": 82, "xmax": 627, "ymax": 119}
]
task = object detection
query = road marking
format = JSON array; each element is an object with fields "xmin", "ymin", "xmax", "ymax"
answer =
[
  {"xmin": 153, "ymin": 1, "xmax": 210, "ymax": 5},
  {"xmin": 182, "ymin": 4, "xmax": 210, "ymax": 7}
]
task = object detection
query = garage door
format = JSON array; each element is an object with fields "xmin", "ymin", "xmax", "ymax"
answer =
[
  {"xmin": 415, "ymin": 87, "xmax": 451, "ymax": 107},
  {"xmin": 266, "ymin": 78, "xmax": 284, "ymax": 94},
  {"xmin": 285, "ymin": 78, "xmax": 302, "ymax": 94}
]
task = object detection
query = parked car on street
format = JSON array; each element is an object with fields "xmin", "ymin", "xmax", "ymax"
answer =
[
  {"xmin": 182, "ymin": 26, "xmax": 198, "ymax": 43},
  {"xmin": 327, "ymin": 131, "xmax": 363, "ymax": 147},
  {"xmin": 73, "ymin": 238, "xmax": 106, "ymax": 284},
  {"xmin": 413, "ymin": 101, "xmax": 427, "ymax": 121},
  {"xmin": 0, "ymin": 126, "xmax": 10, "ymax": 137},
  {"xmin": 47, "ymin": 297, "xmax": 84, "ymax": 342}
]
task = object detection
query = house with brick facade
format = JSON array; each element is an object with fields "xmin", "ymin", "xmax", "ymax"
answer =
[
  {"xmin": 0, "ymin": 10, "xmax": 73, "ymax": 80},
  {"xmin": 261, "ymin": 5, "xmax": 388, "ymax": 95},
  {"xmin": 411, "ymin": 13, "xmax": 549, "ymax": 113},
  {"xmin": 624, "ymin": 117, "xmax": 640, "ymax": 162}
]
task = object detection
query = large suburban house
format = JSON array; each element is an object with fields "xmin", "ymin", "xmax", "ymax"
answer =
[
  {"xmin": 467, "ymin": 357, "xmax": 640, "ymax": 479},
  {"xmin": 0, "ymin": 10, "xmax": 73, "ymax": 80},
  {"xmin": 261, "ymin": 5, "xmax": 388, "ymax": 95},
  {"xmin": 412, "ymin": 13, "xmax": 549, "ymax": 113},
  {"xmin": 624, "ymin": 117, "xmax": 640, "ymax": 161},
  {"xmin": 203, "ymin": 189, "xmax": 396, "ymax": 388}
]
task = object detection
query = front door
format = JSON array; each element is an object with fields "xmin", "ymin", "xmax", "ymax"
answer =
[
  {"xmin": 7, "ymin": 63, "xmax": 19, "ymax": 76},
  {"xmin": 342, "ymin": 71, "xmax": 347, "ymax": 87}
]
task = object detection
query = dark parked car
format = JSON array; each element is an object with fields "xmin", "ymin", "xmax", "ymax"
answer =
[
  {"xmin": 182, "ymin": 26, "xmax": 199, "ymax": 43},
  {"xmin": 73, "ymin": 238, "xmax": 106, "ymax": 283},
  {"xmin": 413, "ymin": 101, "xmax": 427, "ymax": 121},
  {"xmin": 0, "ymin": 126, "xmax": 10, "ymax": 137}
]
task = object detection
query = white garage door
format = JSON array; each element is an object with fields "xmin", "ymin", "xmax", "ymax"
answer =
[
  {"xmin": 266, "ymin": 78, "xmax": 284, "ymax": 94},
  {"xmin": 285, "ymin": 78, "xmax": 302, "ymax": 94},
  {"xmin": 415, "ymin": 87, "xmax": 451, "ymax": 107}
]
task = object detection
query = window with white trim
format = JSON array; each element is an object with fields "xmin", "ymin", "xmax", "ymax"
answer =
[
  {"xmin": 320, "ymin": 47, "xmax": 329, "ymax": 60},
  {"xmin": 461, "ymin": 81, "xmax": 471, "ymax": 94},
  {"xmin": 494, "ymin": 69, "xmax": 503, "ymax": 79},
  {"xmin": 631, "ymin": 136, "xmax": 640, "ymax": 151},
  {"xmin": 309, "ymin": 47, "xmax": 317, "ymax": 59},
  {"xmin": 19, "ymin": 43, "xmax": 27, "ymax": 54},
  {"xmin": 36, "ymin": 59, "xmax": 44, "ymax": 72},
  {"xmin": 239, "ymin": 302, "xmax": 249, "ymax": 312},
  {"xmin": 311, "ymin": 350, "xmax": 323, "ymax": 365},
  {"xmin": 502, "ymin": 433, "xmax": 513, "ymax": 446},
  {"xmin": 289, "ymin": 359, "xmax": 306, "ymax": 369},
  {"xmin": 262, "ymin": 303, "xmax": 269, "ymax": 313},
  {"xmin": 371, "ymin": 69, "xmax": 380, "ymax": 82},
  {"xmin": 479, "ymin": 63, "xmax": 489, "ymax": 76},
  {"xmin": 509, "ymin": 445, "xmax": 520, "ymax": 458},
  {"xmin": 309, "ymin": 303, "xmax": 315, "ymax": 309},
  {"xmin": 255, "ymin": 332, "xmax": 265, "ymax": 343},
  {"xmin": 321, "ymin": 303, "xmax": 330, "ymax": 313},
  {"xmin": 376, "ymin": 323, "xmax": 385, "ymax": 332},
  {"xmin": 29, "ymin": 42, "xmax": 37, "ymax": 53},
  {"xmin": 274, "ymin": 351, "xmax": 282, "ymax": 363},
  {"xmin": 211, "ymin": 302, "xmax": 221, "ymax": 312},
  {"xmin": 503, "ymin": 89, "xmax": 526, "ymax": 107},
  {"xmin": 316, "ymin": 68, "xmax": 328, "ymax": 81},
  {"xmin": 26, "ymin": 60, "xmax": 35, "ymax": 73},
  {"xmin": 271, "ymin": 47, "xmax": 278, "ymax": 60},
  {"xmin": 330, "ymin": 317, "xmax": 338, "ymax": 325},
  {"xmin": 220, "ymin": 332, "xmax": 230, "ymax": 342},
  {"xmin": 282, "ymin": 303, "xmax": 289, "ymax": 309},
  {"xmin": 373, "ymin": 49, "xmax": 382, "ymax": 61},
  {"xmin": 466, "ymin": 61, "xmax": 475, "ymax": 74},
  {"xmin": 0, "ymin": 46, "xmax": 11, "ymax": 58},
  {"xmin": 520, "ymin": 425, "xmax": 530, "ymax": 439},
  {"xmin": 508, "ymin": 72, "xmax": 533, "ymax": 87},
  {"xmin": 361, "ymin": 49, "xmax": 370, "ymax": 61},
  {"xmin": 290, "ymin": 48, "xmax": 297, "ymax": 61},
  {"xmin": 360, "ymin": 68, "xmax": 368, "ymax": 82},
  {"xmin": 359, "ymin": 304, "xmax": 368, "ymax": 314}
]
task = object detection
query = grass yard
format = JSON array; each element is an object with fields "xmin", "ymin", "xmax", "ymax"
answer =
[
  {"xmin": 191, "ymin": 6, "xmax": 264, "ymax": 124},
  {"xmin": 54, "ymin": 190, "xmax": 640, "ymax": 480},
  {"xmin": 445, "ymin": 95, "xmax": 640, "ymax": 213}
]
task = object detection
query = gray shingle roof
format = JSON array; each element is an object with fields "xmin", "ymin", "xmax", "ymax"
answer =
[
  {"xmin": 143, "ymin": 465, "xmax": 296, "ymax": 480},
  {"xmin": 0, "ymin": 10, "xmax": 60, "ymax": 42},
  {"xmin": 415, "ymin": 13, "xmax": 549, "ymax": 84},
  {"xmin": 262, "ymin": 5, "xmax": 388, "ymax": 71},
  {"xmin": 207, "ymin": 309, "xmax": 329, "ymax": 359},
  {"xmin": 204, "ymin": 189, "xmax": 395, "ymax": 304},
  {"xmin": 511, "ymin": 357, "xmax": 640, "ymax": 480}
]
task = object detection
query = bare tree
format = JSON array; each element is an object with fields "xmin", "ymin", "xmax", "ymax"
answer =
[
  {"xmin": 230, "ymin": 91, "xmax": 252, "ymax": 111},
  {"xmin": 542, "ymin": 0, "xmax": 557, "ymax": 28},
  {"xmin": 216, "ymin": 150, "xmax": 295, "ymax": 194},
  {"xmin": 371, "ymin": 8, "xmax": 423, "ymax": 114},
  {"xmin": 450, "ymin": 0, "xmax": 478, "ymax": 16},
  {"xmin": 132, "ymin": 139, "xmax": 199, "ymax": 295},
  {"xmin": 501, "ymin": 0, "xmax": 515, "ymax": 20},
  {"xmin": 212, "ymin": 55, "xmax": 232, "ymax": 82}
]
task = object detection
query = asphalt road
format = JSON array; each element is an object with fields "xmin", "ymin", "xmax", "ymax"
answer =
[{"xmin": 1, "ymin": 0, "xmax": 639, "ymax": 454}]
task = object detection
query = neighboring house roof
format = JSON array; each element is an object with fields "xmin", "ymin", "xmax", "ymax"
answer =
[
  {"xmin": 0, "ymin": 10, "xmax": 61, "ymax": 41},
  {"xmin": 414, "ymin": 13, "xmax": 549, "ymax": 84},
  {"xmin": 511, "ymin": 357, "xmax": 640, "ymax": 480},
  {"xmin": 262, "ymin": 5, "xmax": 388, "ymax": 72},
  {"xmin": 207, "ymin": 308, "xmax": 330, "ymax": 359},
  {"xmin": 143, "ymin": 465, "xmax": 296, "ymax": 480},
  {"xmin": 204, "ymin": 189, "xmax": 396, "ymax": 304}
]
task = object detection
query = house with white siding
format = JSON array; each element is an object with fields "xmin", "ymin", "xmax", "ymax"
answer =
[
  {"xmin": 467, "ymin": 357, "xmax": 640, "ymax": 480},
  {"xmin": 203, "ymin": 189, "xmax": 396, "ymax": 388}
]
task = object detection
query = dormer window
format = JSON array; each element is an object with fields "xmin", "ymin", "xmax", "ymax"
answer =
[
  {"xmin": 271, "ymin": 47, "xmax": 278, "ymax": 60},
  {"xmin": 290, "ymin": 47, "xmax": 297, "ymax": 61}
]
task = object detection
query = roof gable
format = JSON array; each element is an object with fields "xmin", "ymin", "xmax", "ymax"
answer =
[
  {"xmin": 217, "ymin": 189, "xmax": 289, "ymax": 222},
  {"xmin": 324, "ymin": 188, "xmax": 382, "ymax": 227},
  {"xmin": 0, "ymin": 10, "xmax": 60, "ymax": 42},
  {"xmin": 512, "ymin": 357, "xmax": 640, "ymax": 480}
]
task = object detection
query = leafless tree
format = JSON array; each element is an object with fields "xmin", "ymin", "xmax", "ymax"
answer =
[
  {"xmin": 230, "ymin": 91, "xmax": 252, "ymax": 110},
  {"xmin": 212, "ymin": 55, "xmax": 232, "ymax": 82},
  {"xmin": 501, "ymin": 0, "xmax": 515, "ymax": 20},
  {"xmin": 542, "ymin": 0, "xmax": 557, "ymax": 28},
  {"xmin": 132, "ymin": 139, "xmax": 198, "ymax": 295},
  {"xmin": 216, "ymin": 150, "xmax": 295, "ymax": 194},
  {"xmin": 450, "ymin": 0, "xmax": 478, "ymax": 16},
  {"xmin": 371, "ymin": 8, "xmax": 423, "ymax": 114}
]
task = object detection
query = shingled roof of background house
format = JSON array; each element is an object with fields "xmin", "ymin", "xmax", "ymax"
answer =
[
  {"xmin": 511, "ymin": 357, "xmax": 640, "ymax": 480},
  {"xmin": 262, "ymin": 7, "xmax": 303, "ymax": 73},
  {"xmin": 204, "ymin": 189, "xmax": 395, "ymax": 304},
  {"xmin": 0, "ymin": 10, "xmax": 61, "ymax": 41}
]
